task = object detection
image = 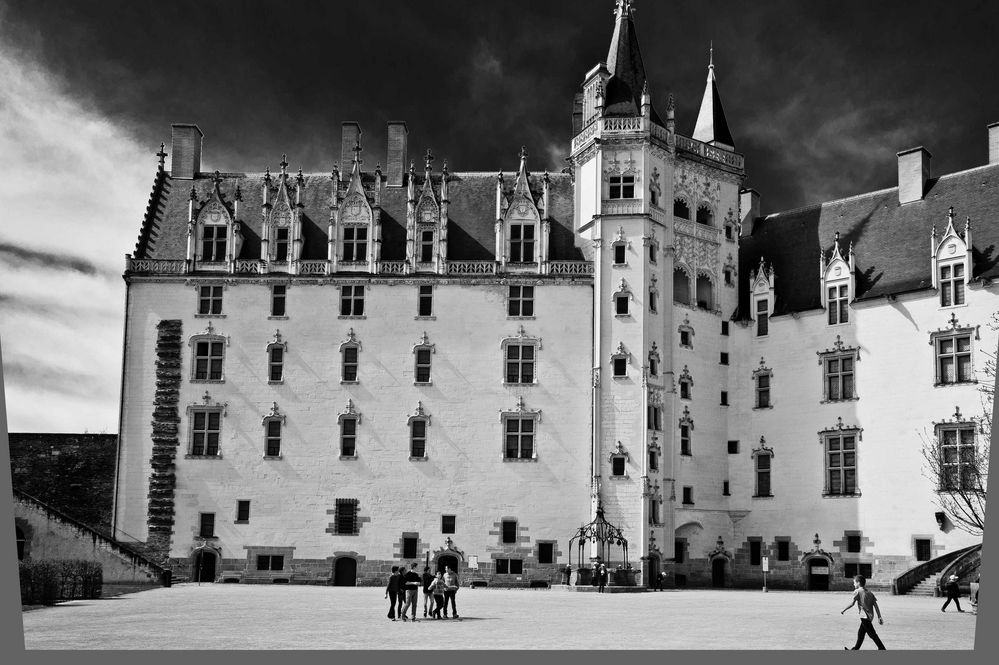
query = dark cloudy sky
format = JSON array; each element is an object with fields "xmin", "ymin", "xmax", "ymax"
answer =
[{"xmin": 1, "ymin": 0, "xmax": 998, "ymax": 431}]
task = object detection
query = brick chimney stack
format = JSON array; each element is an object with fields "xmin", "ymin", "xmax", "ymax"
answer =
[
  {"xmin": 897, "ymin": 146, "xmax": 931, "ymax": 205},
  {"xmin": 170, "ymin": 124, "xmax": 203, "ymax": 179},
  {"xmin": 386, "ymin": 121, "xmax": 409, "ymax": 187},
  {"xmin": 341, "ymin": 122, "xmax": 361, "ymax": 171},
  {"xmin": 988, "ymin": 122, "xmax": 999, "ymax": 165}
]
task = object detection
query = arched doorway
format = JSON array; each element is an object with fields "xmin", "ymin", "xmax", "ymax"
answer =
[
  {"xmin": 807, "ymin": 558, "xmax": 830, "ymax": 591},
  {"xmin": 647, "ymin": 555, "xmax": 661, "ymax": 588},
  {"xmin": 192, "ymin": 550, "xmax": 217, "ymax": 582},
  {"xmin": 711, "ymin": 558, "xmax": 726, "ymax": 588},
  {"xmin": 437, "ymin": 554, "xmax": 459, "ymax": 575},
  {"xmin": 333, "ymin": 557, "xmax": 357, "ymax": 586}
]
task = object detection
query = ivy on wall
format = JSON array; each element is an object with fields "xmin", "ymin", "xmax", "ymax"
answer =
[{"xmin": 147, "ymin": 319, "xmax": 182, "ymax": 554}]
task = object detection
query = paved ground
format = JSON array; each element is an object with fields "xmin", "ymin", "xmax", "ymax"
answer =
[{"xmin": 21, "ymin": 584, "xmax": 977, "ymax": 650}]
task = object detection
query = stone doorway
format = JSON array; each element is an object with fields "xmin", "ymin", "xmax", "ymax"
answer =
[
  {"xmin": 808, "ymin": 559, "xmax": 830, "ymax": 590},
  {"xmin": 712, "ymin": 558, "xmax": 726, "ymax": 587},
  {"xmin": 437, "ymin": 554, "xmax": 459, "ymax": 575},
  {"xmin": 333, "ymin": 557, "xmax": 357, "ymax": 586},
  {"xmin": 192, "ymin": 550, "xmax": 217, "ymax": 583}
]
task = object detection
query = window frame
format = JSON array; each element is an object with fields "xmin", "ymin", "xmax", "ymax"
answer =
[
  {"xmin": 334, "ymin": 498, "xmax": 360, "ymax": 535},
  {"xmin": 755, "ymin": 298, "xmax": 769, "ymax": 337},
  {"xmin": 188, "ymin": 405, "xmax": 224, "ymax": 457},
  {"xmin": 827, "ymin": 283, "xmax": 849, "ymax": 325},
  {"xmin": 936, "ymin": 423, "xmax": 978, "ymax": 492},
  {"xmin": 197, "ymin": 284, "xmax": 224, "ymax": 316},
  {"xmin": 270, "ymin": 284, "xmax": 287, "ymax": 317},
  {"xmin": 201, "ymin": 223, "xmax": 228, "ymax": 262},
  {"xmin": 501, "ymin": 328, "xmax": 541, "ymax": 385},
  {"xmin": 501, "ymin": 398, "xmax": 541, "ymax": 461},
  {"xmin": 933, "ymin": 331, "xmax": 974, "ymax": 386},
  {"xmin": 417, "ymin": 284, "xmax": 434, "ymax": 318},
  {"xmin": 508, "ymin": 285, "xmax": 535, "ymax": 318},
  {"xmin": 608, "ymin": 174, "xmax": 636, "ymax": 199},
  {"xmin": 343, "ymin": 225, "xmax": 368, "ymax": 263},
  {"xmin": 190, "ymin": 329, "xmax": 227, "ymax": 383},
  {"xmin": 821, "ymin": 426, "xmax": 861, "ymax": 497},
  {"xmin": 235, "ymin": 500, "xmax": 251, "ymax": 523},
  {"xmin": 339, "ymin": 284, "xmax": 365, "ymax": 317},
  {"xmin": 939, "ymin": 262, "xmax": 966, "ymax": 307},
  {"xmin": 508, "ymin": 222, "xmax": 536, "ymax": 263},
  {"xmin": 199, "ymin": 512, "xmax": 216, "ymax": 538}
]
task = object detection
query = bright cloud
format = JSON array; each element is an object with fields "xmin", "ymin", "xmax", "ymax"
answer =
[{"xmin": 0, "ymin": 42, "xmax": 154, "ymax": 433}]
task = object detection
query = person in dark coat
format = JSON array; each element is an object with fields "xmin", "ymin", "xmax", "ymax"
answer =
[
  {"xmin": 597, "ymin": 564, "xmax": 608, "ymax": 593},
  {"xmin": 400, "ymin": 562, "xmax": 422, "ymax": 621},
  {"xmin": 384, "ymin": 566, "xmax": 401, "ymax": 620},
  {"xmin": 422, "ymin": 566, "xmax": 434, "ymax": 617},
  {"xmin": 942, "ymin": 574, "xmax": 965, "ymax": 612}
]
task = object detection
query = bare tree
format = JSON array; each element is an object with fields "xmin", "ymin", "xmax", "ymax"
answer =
[{"xmin": 920, "ymin": 313, "xmax": 994, "ymax": 536}]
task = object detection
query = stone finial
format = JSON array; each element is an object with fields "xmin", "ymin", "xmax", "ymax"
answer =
[
  {"xmin": 156, "ymin": 143, "xmax": 167, "ymax": 171},
  {"xmin": 189, "ymin": 185, "xmax": 197, "ymax": 201},
  {"xmin": 424, "ymin": 148, "xmax": 434, "ymax": 172},
  {"xmin": 352, "ymin": 139, "xmax": 363, "ymax": 166},
  {"xmin": 279, "ymin": 154, "xmax": 289, "ymax": 176},
  {"xmin": 212, "ymin": 170, "xmax": 223, "ymax": 186}
]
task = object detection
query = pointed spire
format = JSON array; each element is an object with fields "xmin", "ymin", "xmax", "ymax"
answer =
[
  {"xmin": 603, "ymin": 0, "xmax": 659, "ymax": 122},
  {"xmin": 692, "ymin": 43, "xmax": 735, "ymax": 150}
]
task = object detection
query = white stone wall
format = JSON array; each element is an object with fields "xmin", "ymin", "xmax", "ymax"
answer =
[{"xmin": 116, "ymin": 278, "xmax": 594, "ymax": 572}]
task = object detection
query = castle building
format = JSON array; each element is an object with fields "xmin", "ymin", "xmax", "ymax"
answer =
[{"xmin": 113, "ymin": 1, "xmax": 995, "ymax": 589}]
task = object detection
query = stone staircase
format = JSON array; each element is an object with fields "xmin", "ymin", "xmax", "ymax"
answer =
[{"xmin": 905, "ymin": 572, "xmax": 941, "ymax": 597}]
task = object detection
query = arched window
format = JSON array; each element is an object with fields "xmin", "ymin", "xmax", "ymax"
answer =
[
  {"xmin": 696, "ymin": 204, "xmax": 714, "ymax": 226},
  {"xmin": 696, "ymin": 275, "xmax": 714, "ymax": 310},
  {"xmin": 673, "ymin": 268, "xmax": 691, "ymax": 304},
  {"xmin": 673, "ymin": 198, "xmax": 690, "ymax": 220}
]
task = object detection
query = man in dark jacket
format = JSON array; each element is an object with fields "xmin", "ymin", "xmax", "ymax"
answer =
[
  {"xmin": 422, "ymin": 566, "xmax": 435, "ymax": 617},
  {"xmin": 942, "ymin": 574, "xmax": 964, "ymax": 612},
  {"xmin": 400, "ymin": 562, "xmax": 422, "ymax": 621},
  {"xmin": 384, "ymin": 566, "xmax": 401, "ymax": 620}
]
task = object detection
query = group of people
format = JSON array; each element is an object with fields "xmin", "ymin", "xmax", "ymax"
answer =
[{"xmin": 385, "ymin": 562, "xmax": 460, "ymax": 621}]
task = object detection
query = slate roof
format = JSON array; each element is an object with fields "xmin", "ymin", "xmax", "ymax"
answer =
[
  {"xmin": 603, "ymin": 1, "xmax": 664, "ymax": 126},
  {"xmin": 738, "ymin": 163, "xmax": 999, "ymax": 318},
  {"xmin": 133, "ymin": 170, "xmax": 583, "ymax": 263},
  {"xmin": 691, "ymin": 64, "xmax": 735, "ymax": 149}
]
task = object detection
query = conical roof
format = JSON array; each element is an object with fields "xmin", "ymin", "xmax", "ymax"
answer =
[
  {"xmin": 692, "ymin": 49, "xmax": 735, "ymax": 149},
  {"xmin": 603, "ymin": 0, "xmax": 663, "ymax": 124}
]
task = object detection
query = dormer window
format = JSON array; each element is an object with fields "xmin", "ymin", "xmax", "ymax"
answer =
[
  {"xmin": 940, "ymin": 264, "xmax": 965, "ymax": 306},
  {"xmin": 609, "ymin": 175, "xmax": 636, "ymax": 199},
  {"xmin": 931, "ymin": 208, "xmax": 972, "ymax": 309},
  {"xmin": 509, "ymin": 223, "xmax": 536, "ymax": 263},
  {"xmin": 343, "ymin": 226, "xmax": 368, "ymax": 262},
  {"xmin": 419, "ymin": 230, "xmax": 435, "ymax": 263},
  {"xmin": 755, "ymin": 298, "xmax": 769, "ymax": 337},
  {"xmin": 202, "ymin": 224, "xmax": 227, "ymax": 262},
  {"xmin": 274, "ymin": 227, "xmax": 290, "ymax": 262}
]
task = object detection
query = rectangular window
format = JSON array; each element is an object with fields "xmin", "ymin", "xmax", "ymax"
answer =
[
  {"xmin": 777, "ymin": 540, "xmax": 790, "ymax": 561},
  {"xmin": 723, "ymin": 480, "xmax": 730, "ymax": 496},
  {"xmin": 538, "ymin": 543, "xmax": 555, "ymax": 564},
  {"xmin": 274, "ymin": 227, "xmax": 290, "ymax": 262},
  {"xmin": 199, "ymin": 512, "xmax": 215, "ymax": 538},
  {"xmin": 674, "ymin": 540, "xmax": 685, "ymax": 564},
  {"xmin": 495, "ymin": 558, "xmax": 524, "ymax": 574},
  {"xmin": 402, "ymin": 537, "xmax": 418, "ymax": 559},
  {"xmin": 236, "ymin": 500, "xmax": 250, "ymax": 523},
  {"xmin": 756, "ymin": 374, "xmax": 771, "ymax": 408},
  {"xmin": 410, "ymin": 420, "xmax": 427, "ymax": 458},
  {"xmin": 271, "ymin": 285, "xmax": 287, "ymax": 316},
  {"xmin": 609, "ymin": 174, "xmax": 636, "ymax": 199},
  {"xmin": 193, "ymin": 340, "xmax": 224, "ymax": 381},
  {"xmin": 613, "ymin": 357, "xmax": 627, "ymax": 377},
  {"xmin": 649, "ymin": 242, "xmax": 657, "ymax": 264},
  {"xmin": 343, "ymin": 226, "xmax": 368, "ymax": 262},
  {"xmin": 265, "ymin": 420, "xmax": 282, "ymax": 457},
  {"xmin": 342, "ymin": 346, "xmax": 359, "ymax": 382},
  {"xmin": 648, "ymin": 448, "xmax": 659, "ymax": 471},
  {"xmin": 496, "ymin": 558, "xmax": 509, "ymax": 574},
  {"xmin": 682, "ymin": 486, "xmax": 693, "ymax": 505},
  {"xmin": 501, "ymin": 520, "xmax": 517, "ymax": 544},
  {"xmin": 937, "ymin": 334, "xmax": 972, "ymax": 384},
  {"xmin": 340, "ymin": 285, "xmax": 365, "ymax": 316},
  {"xmin": 728, "ymin": 440, "xmax": 739, "ymax": 454},
  {"xmin": 415, "ymin": 348, "xmax": 432, "ymax": 384},
  {"xmin": 680, "ymin": 425, "xmax": 691, "ymax": 456},
  {"xmin": 720, "ymin": 352, "xmax": 729, "ymax": 365},
  {"xmin": 756, "ymin": 454, "xmax": 772, "ymax": 497},
  {"xmin": 679, "ymin": 381, "xmax": 691, "ymax": 399},
  {"xmin": 825, "ymin": 356, "xmax": 855, "ymax": 400},
  {"xmin": 611, "ymin": 456, "xmax": 626, "ymax": 476},
  {"xmin": 915, "ymin": 539, "xmax": 932, "ymax": 562},
  {"xmin": 505, "ymin": 344, "xmax": 536, "ymax": 383},
  {"xmin": 720, "ymin": 390, "xmax": 729, "ymax": 406},
  {"xmin": 198, "ymin": 285, "xmax": 223, "ymax": 315},
  {"xmin": 268, "ymin": 346, "xmax": 284, "ymax": 382},
  {"xmin": 679, "ymin": 330, "xmax": 691, "ymax": 347},
  {"xmin": 335, "ymin": 499, "xmax": 358, "ymax": 535},
  {"xmin": 504, "ymin": 418, "xmax": 535, "ymax": 459},
  {"xmin": 340, "ymin": 417, "xmax": 357, "ymax": 457},
  {"xmin": 750, "ymin": 540, "xmax": 762, "ymax": 566},
  {"xmin": 441, "ymin": 515, "xmax": 456, "ymax": 534},
  {"xmin": 721, "ymin": 321, "xmax": 729, "ymax": 336},
  {"xmin": 508, "ymin": 285, "xmax": 535, "ymax": 317},
  {"xmin": 613, "ymin": 243, "xmax": 627, "ymax": 265},
  {"xmin": 202, "ymin": 225, "xmax": 227, "ymax": 261},
  {"xmin": 509, "ymin": 223, "xmax": 536, "ymax": 263},
  {"xmin": 190, "ymin": 409, "xmax": 221, "ymax": 456},
  {"xmin": 649, "ymin": 289, "xmax": 657, "ymax": 313},
  {"xmin": 418, "ymin": 285, "xmax": 433, "ymax": 317},
  {"xmin": 828, "ymin": 284, "xmax": 849, "ymax": 324},
  {"xmin": 647, "ymin": 405, "xmax": 662, "ymax": 431},
  {"xmin": 940, "ymin": 426, "xmax": 976, "ymax": 490},
  {"xmin": 756, "ymin": 299, "xmax": 769, "ymax": 336},
  {"xmin": 257, "ymin": 554, "xmax": 284, "ymax": 571},
  {"xmin": 940, "ymin": 264, "xmax": 965, "ymax": 306},
  {"xmin": 826, "ymin": 434, "xmax": 857, "ymax": 495},
  {"xmin": 419, "ymin": 229, "xmax": 434, "ymax": 263}
]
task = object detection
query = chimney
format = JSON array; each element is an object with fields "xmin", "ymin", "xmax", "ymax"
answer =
[
  {"xmin": 341, "ymin": 122, "xmax": 361, "ymax": 171},
  {"xmin": 386, "ymin": 121, "xmax": 408, "ymax": 187},
  {"xmin": 989, "ymin": 122, "xmax": 999, "ymax": 165},
  {"xmin": 897, "ymin": 146, "xmax": 931, "ymax": 205},
  {"xmin": 739, "ymin": 188, "xmax": 760, "ymax": 237},
  {"xmin": 170, "ymin": 124, "xmax": 203, "ymax": 179}
]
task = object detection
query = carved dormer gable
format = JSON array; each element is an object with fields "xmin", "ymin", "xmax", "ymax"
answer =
[
  {"xmin": 820, "ymin": 232, "xmax": 855, "ymax": 325},
  {"xmin": 333, "ymin": 141, "xmax": 375, "ymax": 272},
  {"xmin": 340, "ymin": 147, "xmax": 373, "ymax": 226},
  {"xmin": 408, "ymin": 149, "xmax": 445, "ymax": 273},
  {"xmin": 191, "ymin": 171, "xmax": 239, "ymax": 266},
  {"xmin": 499, "ymin": 147, "xmax": 546, "ymax": 271},
  {"xmin": 749, "ymin": 256, "xmax": 775, "ymax": 333},
  {"xmin": 261, "ymin": 155, "xmax": 304, "ymax": 267},
  {"xmin": 931, "ymin": 206, "xmax": 973, "ymax": 304}
]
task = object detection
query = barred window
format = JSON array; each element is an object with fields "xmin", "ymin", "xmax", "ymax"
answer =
[{"xmin": 335, "ymin": 499, "xmax": 359, "ymax": 535}]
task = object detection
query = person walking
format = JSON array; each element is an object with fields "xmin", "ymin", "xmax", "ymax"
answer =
[
  {"xmin": 443, "ymin": 565, "xmax": 460, "ymax": 618},
  {"xmin": 428, "ymin": 572, "xmax": 447, "ymax": 619},
  {"xmin": 400, "ymin": 562, "xmax": 421, "ymax": 621},
  {"xmin": 941, "ymin": 574, "xmax": 965, "ymax": 612},
  {"xmin": 385, "ymin": 566, "xmax": 401, "ymax": 621},
  {"xmin": 597, "ymin": 564, "xmax": 608, "ymax": 593},
  {"xmin": 422, "ymin": 566, "xmax": 435, "ymax": 617},
  {"xmin": 841, "ymin": 574, "xmax": 886, "ymax": 650},
  {"xmin": 651, "ymin": 569, "xmax": 663, "ymax": 591}
]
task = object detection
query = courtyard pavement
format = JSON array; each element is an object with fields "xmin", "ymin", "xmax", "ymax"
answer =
[{"xmin": 20, "ymin": 584, "xmax": 978, "ymax": 650}]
